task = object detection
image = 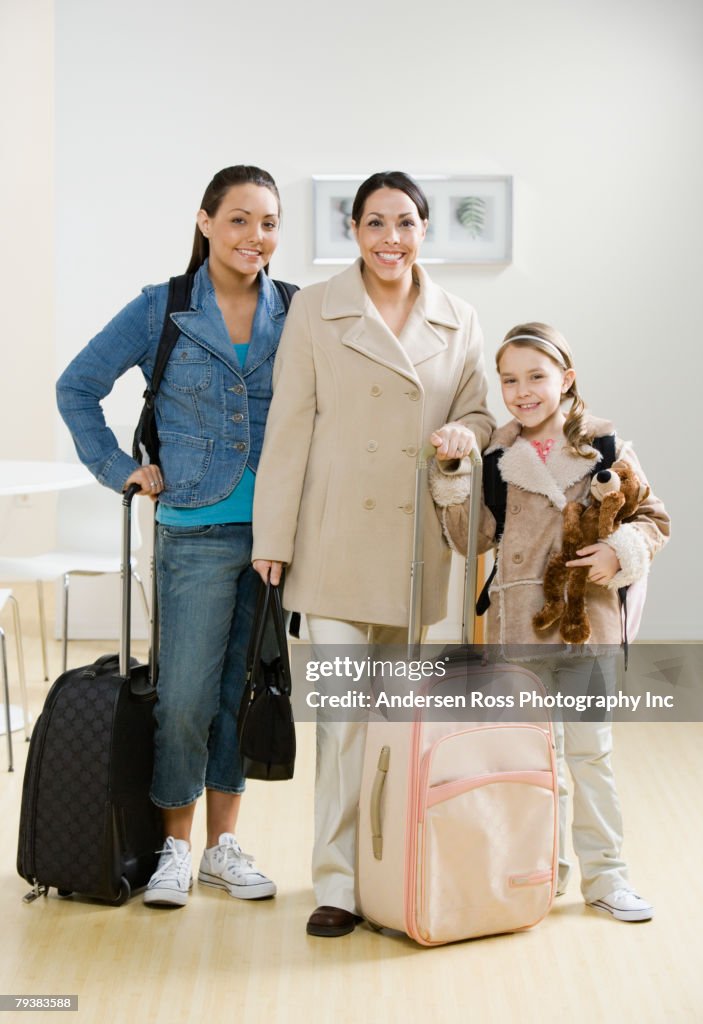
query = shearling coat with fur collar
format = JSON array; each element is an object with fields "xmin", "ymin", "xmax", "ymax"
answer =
[{"xmin": 430, "ymin": 414, "xmax": 670, "ymax": 647}]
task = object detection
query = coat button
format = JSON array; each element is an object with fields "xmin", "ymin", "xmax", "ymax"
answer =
[
  {"xmin": 370, "ymin": 385, "xmax": 382, "ymax": 397},
  {"xmin": 232, "ymin": 384, "xmax": 244, "ymax": 395},
  {"xmin": 405, "ymin": 445, "xmax": 418, "ymax": 457},
  {"xmin": 363, "ymin": 498, "xmax": 376, "ymax": 510},
  {"xmin": 402, "ymin": 502, "xmax": 414, "ymax": 514},
  {"xmin": 234, "ymin": 442, "xmax": 247, "ymax": 452},
  {"xmin": 232, "ymin": 413, "xmax": 244, "ymax": 423},
  {"xmin": 512, "ymin": 552, "xmax": 523, "ymax": 564},
  {"xmin": 366, "ymin": 440, "xmax": 378, "ymax": 452},
  {"xmin": 510, "ymin": 502, "xmax": 521, "ymax": 514},
  {"xmin": 408, "ymin": 388, "xmax": 420, "ymax": 401}
]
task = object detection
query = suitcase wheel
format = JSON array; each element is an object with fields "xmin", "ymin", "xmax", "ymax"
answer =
[
  {"xmin": 114, "ymin": 877, "xmax": 131, "ymax": 906},
  {"xmin": 57, "ymin": 889, "xmax": 73, "ymax": 898}
]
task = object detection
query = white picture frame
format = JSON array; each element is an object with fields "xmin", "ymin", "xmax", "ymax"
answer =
[{"xmin": 312, "ymin": 174, "xmax": 513, "ymax": 265}]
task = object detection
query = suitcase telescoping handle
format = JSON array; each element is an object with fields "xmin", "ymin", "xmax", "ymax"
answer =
[
  {"xmin": 120, "ymin": 485, "xmax": 159, "ymax": 682},
  {"xmin": 120, "ymin": 485, "xmax": 140, "ymax": 678},
  {"xmin": 408, "ymin": 443, "xmax": 482, "ymax": 648}
]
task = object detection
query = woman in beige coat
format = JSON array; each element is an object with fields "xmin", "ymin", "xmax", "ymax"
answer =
[
  {"xmin": 431, "ymin": 322, "xmax": 670, "ymax": 924},
  {"xmin": 252, "ymin": 171, "xmax": 493, "ymax": 935}
]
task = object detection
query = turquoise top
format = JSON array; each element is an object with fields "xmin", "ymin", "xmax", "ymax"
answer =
[{"xmin": 156, "ymin": 342, "xmax": 256, "ymax": 525}]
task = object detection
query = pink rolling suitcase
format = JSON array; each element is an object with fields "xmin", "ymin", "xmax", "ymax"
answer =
[{"xmin": 357, "ymin": 446, "xmax": 558, "ymax": 945}]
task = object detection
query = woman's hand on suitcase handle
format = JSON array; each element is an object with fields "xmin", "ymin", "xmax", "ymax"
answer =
[
  {"xmin": 124, "ymin": 466, "xmax": 164, "ymax": 502},
  {"xmin": 430, "ymin": 423, "xmax": 477, "ymax": 462},
  {"xmin": 253, "ymin": 559, "xmax": 284, "ymax": 586}
]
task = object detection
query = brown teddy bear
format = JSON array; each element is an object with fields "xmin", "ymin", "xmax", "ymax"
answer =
[{"xmin": 533, "ymin": 460, "xmax": 650, "ymax": 644}]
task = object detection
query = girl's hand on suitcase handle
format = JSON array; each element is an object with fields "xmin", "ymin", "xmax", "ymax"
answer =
[
  {"xmin": 124, "ymin": 466, "xmax": 164, "ymax": 502},
  {"xmin": 430, "ymin": 423, "xmax": 477, "ymax": 462},
  {"xmin": 253, "ymin": 559, "xmax": 284, "ymax": 586}
]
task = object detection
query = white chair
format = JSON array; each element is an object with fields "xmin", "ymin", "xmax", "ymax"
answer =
[
  {"xmin": 0, "ymin": 588, "xmax": 29, "ymax": 771},
  {"xmin": 0, "ymin": 484, "xmax": 149, "ymax": 679}
]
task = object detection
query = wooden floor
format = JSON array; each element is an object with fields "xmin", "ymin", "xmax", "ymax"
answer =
[{"xmin": 0, "ymin": 586, "xmax": 701, "ymax": 1024}]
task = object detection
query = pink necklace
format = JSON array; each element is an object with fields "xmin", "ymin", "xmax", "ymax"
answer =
[{"xmin": 531, "ymin": 438, "xmax": 555, "ymax": 464}]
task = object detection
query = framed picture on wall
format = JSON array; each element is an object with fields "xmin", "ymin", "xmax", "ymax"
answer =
[{"xmin": 312, "ymin": 174, "xmax": 513, "ymax": 265}]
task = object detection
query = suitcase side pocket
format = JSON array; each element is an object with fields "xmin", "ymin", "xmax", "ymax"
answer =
[{"xmin": 411, "ymin": 726, "xmax": 557, "ymax": 945}]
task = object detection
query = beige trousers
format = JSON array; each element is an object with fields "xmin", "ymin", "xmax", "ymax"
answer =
[
  {"xmin": 306, "ymin": 614, "xmax": 408, "ymax": 913},
  {"xmin": 529, "ymin": 655, "xmax": 630, "ymax": 903}
]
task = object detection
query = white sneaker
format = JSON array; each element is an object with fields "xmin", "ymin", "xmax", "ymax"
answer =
[
  {"xmin": 198, "ymin": 833, "xmax": 276, "ymax": 900},
  {"xmin": 589, "ymin": 887, "xmax": 654, "ymax": 922},
  {"xmin": 143, "ymin": 836, "xmax": 193, "ymax": 907}
]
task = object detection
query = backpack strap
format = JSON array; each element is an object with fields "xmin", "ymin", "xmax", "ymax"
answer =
[
  {"xmin": 476, "ymin": 449, "xmax": 505, "ymax": 615},
  {"xmin": 476, "ymin": 431, "xmax": 619, "ymax": 617},
  {"xmin": 273, "ymin": 279, "xmax": 299, "ymax": 312},
  {"xmin": 591, "ymin": 433, "xmax": 632, "ymax": 663},
  {"xmin": 132, "ymin": 273, "xmax": 195, "ymax": 465},
  {"xmin": 149, "ymin": 273, "xmax": 195, "ymax": 399},
  {"xmin": 591, "ymin": 432, "xmax": 616, "ymax": 471}
]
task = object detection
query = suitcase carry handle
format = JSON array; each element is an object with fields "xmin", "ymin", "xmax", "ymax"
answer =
[
  {"xmin": 370, "ymin": 745, "xmax": 391, "ymax": 859},
  {"xmin": 409, "ymin": 444, "xmax": 482, "ymax": 648}
]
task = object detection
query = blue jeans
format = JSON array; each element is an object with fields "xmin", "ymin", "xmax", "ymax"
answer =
[{"xmin": 151, "ymin": 522, "xmax": 258, "ymax": 808}]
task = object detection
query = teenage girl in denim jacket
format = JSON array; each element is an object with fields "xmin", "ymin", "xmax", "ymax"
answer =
[{"xmin": 57, "ymin": 165, "xmax": 295, "ymax": 908}]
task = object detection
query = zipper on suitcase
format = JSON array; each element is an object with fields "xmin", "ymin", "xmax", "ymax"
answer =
[{"xmin": 18, "ymin": 700, "xmax": 57, "ymax": 890}]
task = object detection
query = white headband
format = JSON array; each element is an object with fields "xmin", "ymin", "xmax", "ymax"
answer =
[{"xmin": 505, "ymin": 334, "xmax": 568, "ymax": 369}]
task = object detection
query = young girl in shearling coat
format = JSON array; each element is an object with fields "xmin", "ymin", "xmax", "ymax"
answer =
[{"xmin": 429, "ymin": 322, "xmax": 670, "ymax": 923}]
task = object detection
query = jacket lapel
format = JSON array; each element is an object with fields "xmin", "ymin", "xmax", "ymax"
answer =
[
  {"xmin": 242, "ymin": 274, "xmax": 285, "ymax": 375},
  {"xmin": 171, "ymin": 268, "xmax": 242, "ymax": 376},
  {"xmin": 489, "ymin": 418, "xmax": 603, "ymax": 510},
  {"xmin": 170, "ymin": 268, "xmax": 284, "ymax": 379},
  {"xmin": 400, "ymin": 263, "xmax": 459, "ymax": 367},
  {"xmin": 323, "ymin": 260, "xmax": 458, "ymax": 385}
]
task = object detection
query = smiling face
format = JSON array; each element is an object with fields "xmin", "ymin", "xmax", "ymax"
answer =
[
  {"xmin": 196, "ymin": 183, "xmax": 280, "ymax": 279},
  {"xmin": 498, "ymin": 343, "xmax": 576, "ymax": 439},
  {"xmin": 352, "ymin": 188, "xmax": 427, "ymax": 285}
]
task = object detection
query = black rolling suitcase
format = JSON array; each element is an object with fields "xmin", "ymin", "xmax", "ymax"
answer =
[{"xmin": 17, "ymin": 486, "xmax": 163, "ymax": 905}]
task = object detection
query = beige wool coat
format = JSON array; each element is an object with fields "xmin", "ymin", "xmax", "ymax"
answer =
[
  {"xmin": 430, "ymin": 415, "xmax": 670, "ymax": 647},
  {"xmin": 252, "ymin": 260, "xmax": 494, "ymax": 626}
]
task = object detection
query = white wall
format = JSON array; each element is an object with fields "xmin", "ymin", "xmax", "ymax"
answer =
[
  {"xmin": 35, "ymin": 0, "xmax": 703, "ymax": 639},
  {"xmin": 0, "ymin": 0, "xmax": 56, "ymax": 554}
]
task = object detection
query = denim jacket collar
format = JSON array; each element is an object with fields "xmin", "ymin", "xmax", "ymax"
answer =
[{"xmin": 170, "ymin": 260, "xmax": 284, "ymax": 378}]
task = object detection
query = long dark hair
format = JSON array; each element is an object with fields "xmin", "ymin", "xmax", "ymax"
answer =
[
  {"xmin": 187, "ymin": 165, "xmax": 281, "ymax": 274},
  {"xmin": 351, "ymin": 171, "xmax": 429, "ymax": 224}
]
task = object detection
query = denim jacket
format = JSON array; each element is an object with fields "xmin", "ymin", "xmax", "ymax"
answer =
[{"xmin": 56, "ymin": 262, "xmax": 289, "ymax": 507}]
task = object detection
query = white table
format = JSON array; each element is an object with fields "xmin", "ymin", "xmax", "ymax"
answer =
[
  {"xmin": 0, "ymin": 460, "xmax": 93, "ymax": 748},
  {"xmin": 0, "ymin": 460, "xmax": 93, "ymax": 497}
]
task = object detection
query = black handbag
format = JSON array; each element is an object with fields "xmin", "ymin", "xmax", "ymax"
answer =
[{"xmin": 237, "ymin": 580, "xmax": 296, "ymax": 781}]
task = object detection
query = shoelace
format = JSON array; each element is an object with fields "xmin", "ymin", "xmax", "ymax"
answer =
[
  {"xmin": 152, "ymin": 839, "xmax": 190, "ymax": 879},
  {"xmin": 221, "ymin": 841, "xmax": 254, "ymax": 868},
  {"xmin": 601, "ymin": 888, "xmax": 640, "ymax": 904}
]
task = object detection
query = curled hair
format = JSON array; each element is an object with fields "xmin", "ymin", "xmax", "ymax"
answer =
[
  {"xmin": 351, "ymin": 171, "xmax": 429, "ymax": 224},
  {"xmin": 187, "ymin": 165, "xmax": 280, "ymax": 274},
  {"xmin": 496, "ymin": 322, "xmax": 595, "ymax": 459}
]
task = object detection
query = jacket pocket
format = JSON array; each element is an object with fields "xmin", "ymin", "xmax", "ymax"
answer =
[
  {"xmin": 159, "ymin": 431, "xmax": 213, "ymax": 490},
  {"xmin": 163, "ymin": 346, "xmax": 212, "ymax": 392}
]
